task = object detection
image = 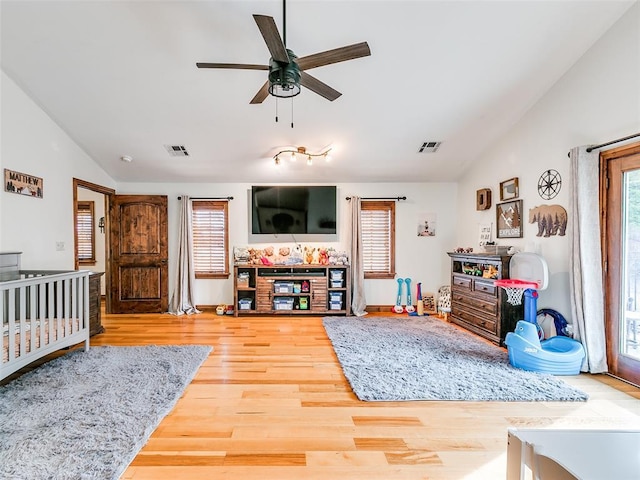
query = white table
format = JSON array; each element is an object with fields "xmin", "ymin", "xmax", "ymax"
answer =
[{"xmin": 507, "ymin": 428, "xmax": 640, "ymax": 479}]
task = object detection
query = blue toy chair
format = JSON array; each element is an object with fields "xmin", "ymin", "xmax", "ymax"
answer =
[{"xmin": 505, "ymin": 320, "xmax": 585, "ymax": 375}]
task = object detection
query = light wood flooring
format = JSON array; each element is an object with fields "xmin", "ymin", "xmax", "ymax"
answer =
[{"xmin": 56, "ymin": 311, "xmax": 640, "ymax": 478}]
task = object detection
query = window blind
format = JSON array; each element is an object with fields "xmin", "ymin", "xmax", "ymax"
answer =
[
  {"xmin": 191, "ymin": 201, "xmax": 229, "ymax": 276},
  {"xmin": 76, "ymin": 201, "xmax": 95, "ymax": 262},
  {"xmin": 361, "ymin": 201, "xmax": 394, "ymax": 275}
]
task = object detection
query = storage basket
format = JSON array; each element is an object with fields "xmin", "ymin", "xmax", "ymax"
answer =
[{"xmin": 274, "ymin": 297, "xmax": 294, "ymax": 310}]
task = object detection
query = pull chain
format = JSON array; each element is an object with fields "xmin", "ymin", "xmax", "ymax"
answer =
[
  {"xmin": 291, "ymin": 97, "xmax": 294, "ymax": 129},
  {"xmin": 275, "ymin": 97, "xmax": 279, "ymax": 123}
]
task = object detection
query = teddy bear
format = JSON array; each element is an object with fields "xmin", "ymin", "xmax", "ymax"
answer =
[
  {"xmin": 263, "ymin": 246, "xmax": 276, "ymax": 264},
  {"xmin": 274, "ymin": 246, "xmax": 290, "ymax": 264},
  {"xmin": 318, "ymin": 247, "xmax": 330, "ymax": 265},
  {"xmin": 248, "ymin": 248, "xmax": 263, "ymax": 265}
]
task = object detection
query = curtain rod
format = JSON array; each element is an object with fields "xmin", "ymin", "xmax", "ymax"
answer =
[
  {"xmin": 345, "ymin": 196, "xmax": 407, "ymax": 201},
  {"xmin": 586, "ymin": 132, "xmax": 640, "ymax": 152},
  {"xmin": 177, "ymin": 196, "xmax": 234, "ymax": 200}
]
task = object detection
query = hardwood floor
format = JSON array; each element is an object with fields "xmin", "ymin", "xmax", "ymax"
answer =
[{"xmin": 79, "ymin": 311, "xmax": 640, "ymax": 478}]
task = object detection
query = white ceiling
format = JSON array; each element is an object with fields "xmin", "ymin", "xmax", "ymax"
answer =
[{"xmin": 1, "ymin": 1, "xmax": 635, "ymax": 184}]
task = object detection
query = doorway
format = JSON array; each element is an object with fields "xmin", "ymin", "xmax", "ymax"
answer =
[
  {"xmin": 73, "ymin": 178, "xmax": 115, "ymax": 312},
  {"xmin": 602, "ymin": 142, "xmax": 640, "ymax": 386}
]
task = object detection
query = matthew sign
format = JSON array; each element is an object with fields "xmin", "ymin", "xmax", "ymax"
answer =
[{"xmin": 4, "ymin": 169, "xmax": 43, "ymax": 198}]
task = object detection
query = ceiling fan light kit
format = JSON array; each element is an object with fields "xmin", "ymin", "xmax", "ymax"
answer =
[{"xmin": 268, "ymin": 49, "xmax": 301, "ymax": 98}]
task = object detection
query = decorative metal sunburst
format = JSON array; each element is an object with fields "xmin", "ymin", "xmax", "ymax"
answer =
[{"xmin": 537, "ymin": 169, "xmax": 562, "ymax": 200}]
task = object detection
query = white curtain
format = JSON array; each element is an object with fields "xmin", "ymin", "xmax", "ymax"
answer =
[
  {"xmin": 568, "ymin": 146, "xmax": 607, "ymax": 373},
  {"xmin": 168, "ymin": 196, "xmax": 201, "ymax": 315},
  {"xmin": 349, "ymin": 196, "xmax": 367, "ymax": 316}
]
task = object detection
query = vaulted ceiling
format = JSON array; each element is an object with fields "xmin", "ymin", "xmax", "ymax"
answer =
[{"xmin": 1, "ymin": 1, "xmax": 634, "ymax": 183}]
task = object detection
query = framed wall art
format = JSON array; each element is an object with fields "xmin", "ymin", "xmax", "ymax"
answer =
[
  {"xmin": 499, "ymin": 177, "xmax": 519, "ymax": 201},
  {"xmin": 496, "ymin": 199, "xmax": 523, "ymax": 238},
  {"xmin": 4, "ymin": 168, "xmax": 43, "ymax": 198}
]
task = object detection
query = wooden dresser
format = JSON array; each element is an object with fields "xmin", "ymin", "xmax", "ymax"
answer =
[
  {"xmin": 447, "ymin": 252, "xmax": 523, "ymax": 345},
  {"xmin": 89, "ymin": 272, "xmax": 104, "ymax": 336}
]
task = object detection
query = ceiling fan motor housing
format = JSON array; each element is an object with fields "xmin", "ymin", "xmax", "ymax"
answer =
[{"xmin": 268, "ymin": 49, "xmax": 301, "ymax": 98}]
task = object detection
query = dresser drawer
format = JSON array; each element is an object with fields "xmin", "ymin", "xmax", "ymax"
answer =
[
  {"xmin": 452, "ymin": 274, "xmax": 472, "ymax": 290},
  {"xmin": 451, "ymin": 291, "xmax": 498, "ymax": 316},
  {"xmin": 452, "ymin": 305, "xmax": 497, "ymax": 334},
  {"xmin": 472, "ymin": 278, "xmax": 498, "ymax": 297}
]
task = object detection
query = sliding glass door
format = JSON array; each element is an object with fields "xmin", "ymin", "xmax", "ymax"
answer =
[{"xmin": 603, "ymin": 143, "xmax": 640, "ymax": 386}]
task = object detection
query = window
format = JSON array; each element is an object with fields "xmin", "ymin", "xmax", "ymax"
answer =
[
  {"xmin": 191, "ymin": 200, "xmax": 229, "ymax": 278},
  {"xmin": 361, "ymin": 200, "xmax": 395, "ymax": 279},
  {"xmin": 76, "ymin": 201, "xmax": 96, "ymax": 265}
]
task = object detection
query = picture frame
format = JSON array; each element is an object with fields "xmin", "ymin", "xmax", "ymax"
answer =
[
  {"xmin": 4, "ymin": 168, "xmax": 43, "ymax": 198},
  {"xmin": 496, "ymin": 199, "xmax": 523, "ymax": 238},
  {"xmin": 499, "ymin": 177, "xmax": 519, "ymax": 201}
]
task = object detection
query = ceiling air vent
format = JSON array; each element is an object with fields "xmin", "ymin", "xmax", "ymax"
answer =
[
  {"xmin": 418, "ymin": 141, "xmax": 442, "ymax": 153},
  {"xmin": 164, "ymin": 145, "xmax": 190, "ymax": 157}
]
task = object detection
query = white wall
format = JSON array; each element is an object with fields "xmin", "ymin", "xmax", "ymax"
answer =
[
  {"xmin": 117, "ymin": 181, "xmax": 457, "ymax": 307},
  {"xmin": 455, "ymin": 4, "xmax": 640, "ymax": 320},
  {"xmin": 0, "ymin": 71, "xmax": 116, "ymax": 269}
]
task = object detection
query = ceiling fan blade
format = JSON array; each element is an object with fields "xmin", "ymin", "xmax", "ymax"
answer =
[
  {"xmin": 253, "ymin": 14, "xmax": 289, "ymax": 63},
  {"xmin": 297, "ymin": 42, "xmax": 371, "ymax": 71},
  {"xmin": 300, "ymin": 72, "xmax": 342, "ymax": 101},
  {"xmin": 250, "ymin": 81, "xmax": 270, "ymax": 104},
  {"xmin": 196, "ymin": 63, "xmax": 268, "ymax": 70}
]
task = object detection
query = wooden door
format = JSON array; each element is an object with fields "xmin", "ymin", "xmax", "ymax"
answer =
[
  {"xmin": 602, "ymin": 143, "xmax": 640, "ymax": 386},
  {"xmin": 109, "ymin": 195, "xmax": 168, "ymax": 313}
]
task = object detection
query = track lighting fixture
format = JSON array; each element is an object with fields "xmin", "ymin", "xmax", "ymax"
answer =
[{"xmin": 273, "ymin": 146, "xmax": 332, "ymax": 166}]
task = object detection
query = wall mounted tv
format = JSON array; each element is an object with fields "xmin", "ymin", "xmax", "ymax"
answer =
[{"xmin": 249, "ymin": 185, "xmax": 338, "ymax": 243}]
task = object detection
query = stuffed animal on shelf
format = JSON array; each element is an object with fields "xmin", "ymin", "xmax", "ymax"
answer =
[
  {"xmin": 304, "ymin": 246, "xmax": 316, "ymax": 264},
  {"xmin": 263, "ymin": 246, "xmax": 276, "ymax": 264},
  {"xmin": 318, "ymin": 247, "xmax": 330, "ymax": 265},
  {"xmin": 274, "ymin": 246, "xmax": 290, "ymax": 264},
  {"xmin": 248, "ymin": 248, "xmax": 264, "ymax": 265}
]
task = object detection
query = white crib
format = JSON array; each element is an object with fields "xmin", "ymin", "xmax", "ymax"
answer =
[{"xmin": 1, "ymin": 259, "xmax": 90, "ymax": 381}]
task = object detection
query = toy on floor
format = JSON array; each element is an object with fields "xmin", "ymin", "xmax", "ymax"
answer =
[
  {"xmin": 393, "ymin": 278, "xmax": 404, "ymax": 313},
  {"xmin": 506, "ymin": 321, "xmax": 585, "ymax": 375},
  {"xmin": 437, "ymin": 285, "xmax": 451, "ymax": 320},
  {"xmin": 405, "ymin": 278, "xmax": 415, "ymax": 313},
  {"xmin": 497, "ymin": 252, "xmax": 585, "ymax": 375}
]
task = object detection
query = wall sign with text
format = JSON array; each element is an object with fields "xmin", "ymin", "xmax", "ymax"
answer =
[{"xmin": 4, "ymin": 169, "xmax": 43, "ymax": 198}]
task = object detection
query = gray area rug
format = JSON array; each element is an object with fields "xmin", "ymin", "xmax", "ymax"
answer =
[
  {"xmin": 0, "ymin": 345, "xmax": 211, "ymax": 480},
  {"xmin": 323, "ymin": 316, "xmax": 588, "ymax": 402}
]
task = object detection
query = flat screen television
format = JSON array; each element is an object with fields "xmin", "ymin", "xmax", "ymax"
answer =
[{"xmin": 249, "ymin": 185, "xmax": 338, "ymax": 242}]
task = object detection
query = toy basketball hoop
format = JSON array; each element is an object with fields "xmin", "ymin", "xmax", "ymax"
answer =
[{"xmin": 494, "ymin": 279, "xmax": 540, "ymax": 306}]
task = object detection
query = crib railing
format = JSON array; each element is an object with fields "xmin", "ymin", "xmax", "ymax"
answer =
[{"xmin": 1, "ymin": 269, "xmax": 91, "ymax": 380}]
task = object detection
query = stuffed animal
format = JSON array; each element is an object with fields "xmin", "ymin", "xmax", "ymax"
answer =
[
  {"xmin": 288, "ymin": 244, "xmax": 304, "ymax": 264},
  {"xmin": 318, "ymin": 248, "xmax": 330, "ymax": 265},
  {"xmin": 275, "ymin": 246, "xmax": 290, "ymax": 264},
  {"xmin": 248, "ymin": 248, "xmax": 263, "ymax": 264},
  {"xmin": 263, "ymin": 246, "xmax": 276, "ymax": 264},
  {"xmin": 304, "ymin": 246, "xmax": 316, "ymax": 264}
]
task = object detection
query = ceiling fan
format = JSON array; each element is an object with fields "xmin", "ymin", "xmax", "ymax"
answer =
[{"xmin": 196, "ymin": 0, "xmax": 371, "ymax": 104}]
